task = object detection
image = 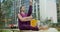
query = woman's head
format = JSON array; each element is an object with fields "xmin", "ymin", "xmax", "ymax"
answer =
[{"xmin": 20, "ymin": 5, "xmax": 25, "ymax": 12}]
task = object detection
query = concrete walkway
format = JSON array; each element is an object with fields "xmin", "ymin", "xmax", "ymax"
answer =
[{"xmin": 20, "ymin": 28, "xmax": 58, "ymax": 32}]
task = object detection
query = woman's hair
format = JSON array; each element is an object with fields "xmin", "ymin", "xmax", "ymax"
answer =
[{"xmin": 20, "ymin": 5, "xmax": 24, "ymax": 12}]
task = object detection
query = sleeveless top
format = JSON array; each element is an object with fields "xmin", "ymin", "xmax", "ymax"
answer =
[{"xmin": 18, "ymin": 6, "xmax": 39, "ymax": 30}]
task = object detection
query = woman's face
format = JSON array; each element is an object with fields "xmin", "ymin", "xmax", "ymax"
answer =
[{"xmin": 21, "ymin": 6, "xmax": 25, "ymax": 12}]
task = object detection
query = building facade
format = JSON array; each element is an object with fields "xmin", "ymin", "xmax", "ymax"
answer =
[{"xmin": 40, "ymin": 0, "xmax": 57, "ymax": 23}]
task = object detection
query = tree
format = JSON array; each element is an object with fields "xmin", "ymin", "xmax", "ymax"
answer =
[{"xmin": 0, "ymin": 0, "xmax": 13, "ymax": 28}]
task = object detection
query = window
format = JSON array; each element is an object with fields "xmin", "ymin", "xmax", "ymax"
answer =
[
  {"xmin": 56, "ymin": 0, "xmax": 60, "ymax": 22},
  {"xmin": 32, "ymin": 0, "xmax": 40, "ymax": 20}
]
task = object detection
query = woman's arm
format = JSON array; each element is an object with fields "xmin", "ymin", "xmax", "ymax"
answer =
[
  {"xmin": 25, "ymin": 15, "xmax": 33, "ymax": 21},
  {"xmin": 18, "ymin": 14, "xmax": 33, "ymax": 21},
  {"xmin": 26, "ymin": 15, "xmax": 33, "ymax": 19}
]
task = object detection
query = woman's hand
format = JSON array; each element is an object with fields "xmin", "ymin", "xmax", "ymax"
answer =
[
  {"xmin": 30, "ymin": 0, "xmax": 32, "ymax": 5},
  {"xmin": 25, "ymin": 15, "xmax": 33, "ymax": 21},
  {"xmin": 29, "ymin": 15, "xmax": 33, "ymax": 19},
  {"xmin": 30, "ymin": 0, "xmax": 32, "ymax": 2}
]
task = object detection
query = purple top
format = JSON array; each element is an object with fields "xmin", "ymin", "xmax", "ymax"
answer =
[{"xmin": 18, "ymin": 5, "xmax": 39, "ymax": 30}]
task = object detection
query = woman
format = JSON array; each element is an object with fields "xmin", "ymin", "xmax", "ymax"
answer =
[{"xmin": 18, "ymin": 0, "xmax": 39, "ymax": 32}]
